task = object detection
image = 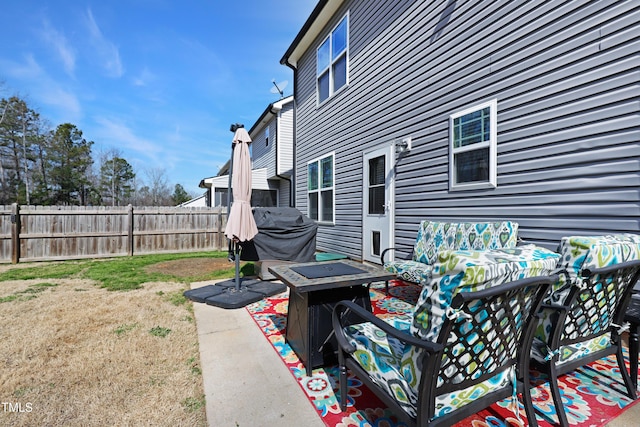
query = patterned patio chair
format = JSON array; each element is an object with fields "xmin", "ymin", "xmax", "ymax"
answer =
[
  {"xmin": 531, "ymin": 234, "xmax": 640, "ymax": 427},
  {"xmin": 381, "ymin": 220, "xmax": 518, "ymax": 293},
  {"xmin": 334, "ymin": 247, "xmax": 559, "ymax": 427}
]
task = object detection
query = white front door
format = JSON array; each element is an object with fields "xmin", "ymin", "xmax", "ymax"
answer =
[{"xmin": 362, "ymin": 145, "xmax": 394, "ymax": 264}]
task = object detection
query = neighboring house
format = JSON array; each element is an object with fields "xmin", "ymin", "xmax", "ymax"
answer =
[
  {"xmin": 177, "ymin": 194, "xmax": 208, "ymax": 207},
  {"xmin": 198, "ymin": 96, "xmax": 295, "ymax": 209},
  {"xmin": 248, "ymin": 95, "xmax": 295, "ymax": 208},
  {"xmin": 199, "ymin": 166, "xmax": 275, "ymax": 208},
  {"xmin": 281, "ymin": 0, "xmax": 639, "ymax": 263}
]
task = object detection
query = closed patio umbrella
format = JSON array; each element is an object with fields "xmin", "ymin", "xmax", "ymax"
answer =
[
  {"xmin": 193, "ymin": 125, "xmax": 285, "ymax": 309},
  {"xmin": 224, "ymin": 127, "xmax": 258, "ymax": 243}
]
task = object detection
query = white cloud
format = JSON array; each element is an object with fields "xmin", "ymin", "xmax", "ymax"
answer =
[
  {"xmin": 40, "ymin": 19, "xmax": 76, "ymax": 76},
  {"xmin": 1, "ymin": 54, "xmax": 42, "ymax": 80},
  {"xmin": 39, "ymin": 85, "xmax": 82, "ymax": 120},
  {"xmin": 94, "ymin": 117, "xmax": 160, "ymax": 154},
  {"xmin": 84, "ymin": 8, "xmax": 124, "ymax": 78},
  {"xmin": 132, "ymin": 67, "xmax": 156, "ymax": 87},
  {"xmin": 1, "ymin": 54, "xmax": 81, "ymax": 121}
]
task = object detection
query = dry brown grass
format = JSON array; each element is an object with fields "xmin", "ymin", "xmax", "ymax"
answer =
[{"xmin": 0, "ymin": 271, "xmax": 206, "ymax": 426}]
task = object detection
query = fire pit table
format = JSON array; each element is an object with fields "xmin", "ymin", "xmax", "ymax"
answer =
[{"xmin": 269, "ymin": 259, "xmax": 395, "ymax": 376}]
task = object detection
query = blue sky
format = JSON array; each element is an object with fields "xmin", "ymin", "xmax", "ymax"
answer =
[{"xmin": 0, "ymin": 0, "xmax": 316, "ymax": 194}]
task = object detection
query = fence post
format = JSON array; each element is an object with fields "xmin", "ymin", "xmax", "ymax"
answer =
[
  {"xmin": 218, "ymin": 210, "xmax": 226, "ymax": 249},
  {"xmin": 11, "ymin": 203, "xmax": 20, "ymax": 264},
  {"xmin": 127, "ymin": 204, "xmax": 134, "ymax": 256},
  {"xmin": 217, "ymin": 210, "xmax": 222, "ymax": 248}
]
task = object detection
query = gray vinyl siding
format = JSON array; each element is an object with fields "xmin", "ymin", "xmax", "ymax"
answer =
[
  {"xmin": 277, "ymin": 179, "xmax": 292, "ymax": 207},
  {"xmin": 292, "ymin": 0, "xmax": 640, "ymax": 259},
  {"xmin": 251, "ymin": 100, "xmax": 295, "ymax": 208},
  {"xmin": 252, "ymin": 121, "xmax": 276, "ymax": 177}
]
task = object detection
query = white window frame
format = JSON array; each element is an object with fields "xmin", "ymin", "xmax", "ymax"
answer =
[
  {"xmin": 307, "ymin": 152, "xmax": 335, "ymax": 224},
  {"xmin": 316, "ymin": 13, "xmax": 349, "ymax": 105},
  {"xmin": 449, "ymin": 99, "xmax": 498, "ymax": 191}
]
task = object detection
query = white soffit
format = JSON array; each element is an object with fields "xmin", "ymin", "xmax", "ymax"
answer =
[
  {"xmin": 204, "ymin": 168, "xmax": 270, "ymax": 191},
  {"xmin": 286, "ymin": 0, "xmax": 345, "ymax": 68}
]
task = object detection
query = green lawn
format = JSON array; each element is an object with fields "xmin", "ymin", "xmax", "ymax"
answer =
[{"xmin": 0, "ymin": 252, "xmax": 255, "ymax": 291}]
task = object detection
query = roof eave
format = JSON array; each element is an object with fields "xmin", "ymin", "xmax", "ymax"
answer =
[
  {"xmin": 280, "ymin": 0, "xmax": 345, "ymax": 69},
  {"xmin": 248, "ymin": 95, "xmax": 294, "ymax": 136}
]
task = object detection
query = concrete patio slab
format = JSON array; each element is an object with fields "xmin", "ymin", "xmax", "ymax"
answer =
[{"xmin": 192, "ymin": 281, "xmax": 323, "ymax": 427}]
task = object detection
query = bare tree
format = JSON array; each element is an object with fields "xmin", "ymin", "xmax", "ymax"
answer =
[{"xmin": 144, "ymin": 167, "xmax": 172, "ymax": 206}]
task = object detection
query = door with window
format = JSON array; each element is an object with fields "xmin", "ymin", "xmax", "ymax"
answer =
[{"xmin": 362, "ymin": 146, "xmax": 394, "ymax": 264}]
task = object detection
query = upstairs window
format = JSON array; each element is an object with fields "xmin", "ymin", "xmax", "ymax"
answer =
[
  {"xmin": 449, "ymin": 99, "xmax": 497, "ymax": 190},
  {"xmin": 265, "ymin": 127, "xmax": 269, "ymax": 146},
  {"xmin": 307, "ymin": 153, "xmax": 334, "ymax": 223},
  {"xmin": 317, "ymin": 15, "xmax": 348, "ymax": 104}
]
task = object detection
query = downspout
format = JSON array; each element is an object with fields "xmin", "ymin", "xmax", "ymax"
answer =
[
  {"xmin": 273, "ymin": 105, "xmax": 294, "ymax": 207},
  {"xmin": 282, "ymin": 61, "xmax": 297, "ymax": 208}
]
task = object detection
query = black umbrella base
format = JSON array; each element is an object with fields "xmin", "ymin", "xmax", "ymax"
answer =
[
  {"xmin": 183, "ymin": 284, "xmax": 226, "ymax": 303},
  {"xmin": 184, "ymin": 279, "xmax": 286, "ymax": 309}
]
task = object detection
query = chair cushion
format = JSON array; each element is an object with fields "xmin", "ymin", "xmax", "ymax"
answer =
[
  {"xmin": 384, "ymin": 260, "xmax": 433, "ymax": 285},
  {"xmin": 381, "ymin": 313, "xmax": 413, "ymax": 332},
  {"xmin": 549, "ymin": 234, "xmax": 640, "ymax": 306},
  {"xmin": 343, "ymin": 321, "xmax": 514, "ymax": 420},
  {"xmin": 394, "ymin": 245, "xmax": 559, "ymax": 398},
  {"xmin": 411, "ymin": 245, "xmax": 561, "ymax": 342},
  {"xmin": 343, "ymin": 322, "xmax": 416, "ymax": 414},
  {"xmin": 455, "ymin": 221, "xmax": 519, "ymax": 251},
  {"xmin": 534, "ymin": 234, "xmax": 640, "ymax": 344},
  {"xmin": 414, "ymin": 221, "xmax": 458, "ymax": 265},
  {"xmin": 389, "ymin": 221, "xmax": 520, "ymax": 285}
]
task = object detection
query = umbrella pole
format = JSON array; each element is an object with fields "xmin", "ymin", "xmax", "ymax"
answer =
[
  {"xmin": 227, "ymin": 142, "xmax": 235, "ymax": 262},
  {"xmin": 234, "ymin": 242, "xmax": 241, "ymax": 290},
  {"xmin": 228, "ymin": 141, "xmax": 241, "ymax": 288}
]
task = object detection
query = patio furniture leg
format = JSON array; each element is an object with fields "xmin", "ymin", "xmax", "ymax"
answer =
[
  {"xmin": 522, "ymin": 388, "xmax": 539, "ymax": 427},
  {"xmin": 522, "ymin": 369, "xmax": 539, "ymax": 427},
  {"xmin": 338, "ymin": 355, "xmax": 348, "ymax": 411},
  {"xmin": 616, "ymin": 345, "xmax": 637, "ymax": 399},
  {"xmin": 630, "ymin": 323, "xmax": 640, "ymax": 390},
  {"xmin": 625, "ymin": 299, "xmax": 640, "ymax": 390},
  {"xmin": 548, "ymin": 367, "xmax": 570, "ymax": 427}
]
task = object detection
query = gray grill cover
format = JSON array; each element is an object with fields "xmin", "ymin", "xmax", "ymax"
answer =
[{"xmin": 239, "ymin": 207, "xmax": 317, "ymax": 262}]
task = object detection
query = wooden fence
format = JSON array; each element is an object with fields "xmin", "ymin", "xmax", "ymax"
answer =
[{"xmin": 0, "ymin": 204, "xmax": 229, "ymax": 263}]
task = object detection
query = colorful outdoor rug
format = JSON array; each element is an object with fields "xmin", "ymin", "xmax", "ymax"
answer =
[{"xmin": 246, "ymin": 280, "xmax": 640, "ymax": 426}]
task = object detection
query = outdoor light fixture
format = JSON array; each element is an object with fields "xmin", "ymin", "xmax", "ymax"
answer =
[
  {"xmin": 395, "ymin": 137, "xmax": 412, "ymax": 154},
  {"xmin": 230, "ymin": 123, "xmax": 244, "ymax": 132}
]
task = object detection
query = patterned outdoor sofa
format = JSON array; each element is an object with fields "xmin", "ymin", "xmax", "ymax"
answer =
[
  {"xmin": 333, "ymin": 245, "xmax": 560, "ymax": 426},
  {"xmin": 381, "ymin": 221, "xmax": 519, "ymax": 290},
  {"xmin": 530, "ymin": 234, "xmax": 640, "ymax": 427}
]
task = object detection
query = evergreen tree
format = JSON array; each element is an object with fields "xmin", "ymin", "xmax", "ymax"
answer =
[
  {"xmin": 0, "ymin": 94, "xmax": 192, "ymax": 207},
  {"xmin": 47, "ymin": 123, "xmax": 94, "ymax": 205},
  {"xmin": 100, "ymin": 156, "xmax": 135, "ymax": 206},
  {"xmin": 29, "ymin": 121, "xmax": 53, "ymax": 205},
  {"xmin": 0, "ymin": 97, "xmax": 40, "ymax": 204},
  {"xmin": 172, "ymin": 183, "xmax": 191, "ymax": 205}
]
